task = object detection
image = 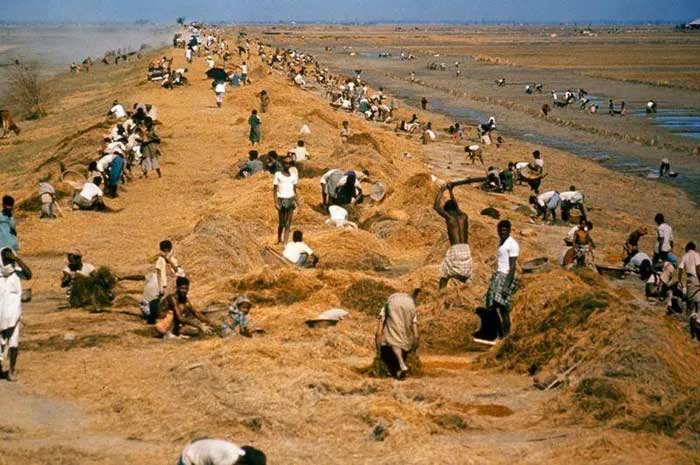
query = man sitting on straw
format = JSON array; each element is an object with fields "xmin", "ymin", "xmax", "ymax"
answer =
[
  {"xmin": 154, "ymin": 277, "xmax": 215, "ymax": 339},
  {"xmin": 375, "ymin": 289, "xmax": 420, "ymax": 380},
  {"xmin": 61, "ymin": 249, "xmax": 96, "ymax": 299},
  {"xmin": 283, "ymin": 230, "xmax": 319, "ymax": 268},
  {"xmin": 72, "ymin": 177, "xmax": 107, "ymax": 211},
  {"xmin": 433, "ymin": 184, "xmax": 472, "ymax": 290}
]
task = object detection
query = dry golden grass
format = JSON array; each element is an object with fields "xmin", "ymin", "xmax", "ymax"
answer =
[{"xmin": 1, "ymin": 27, "xmax": 699, "ymax": 465}]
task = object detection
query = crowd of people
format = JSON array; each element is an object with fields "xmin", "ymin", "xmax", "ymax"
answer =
[{"xmin": 1, "ymin": 25, "xmax": 699, "ymax": 463}]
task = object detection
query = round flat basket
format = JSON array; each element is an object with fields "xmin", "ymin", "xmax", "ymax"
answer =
[
  {"xmin": 519, "ymin": 166, "xmax": 541, "ymax": 181},
  {"xmin": 305, "ymin": 319, "xmax": 340, "ymax": 329},
  {"xmin": 522, "ymin": 257, "xmax": 549, "ymax": 273},
  {"xmin": 60, "ymin": 170, "xmax": 87, "ymax": 190},
  {"xmin": 370, "ymin": 182, "xmax": 386, "ymax": 202},
  {"xmin": 596, "ymin": 265, "xmax": 627, "ymax": 280}
]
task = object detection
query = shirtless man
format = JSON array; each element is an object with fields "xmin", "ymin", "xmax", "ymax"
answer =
[
  {"xmin": 567, "ymin": 222, "xmax": 595, "ymax": 269},
  {"xmin": 154, "ymin": 277, "xmax": 215, "ymax": 338},
  {"xmin": 433, "ymin": 184, "xmax": 471, "ymax": 290}
]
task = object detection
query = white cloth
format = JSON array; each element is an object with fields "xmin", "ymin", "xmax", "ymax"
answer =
[
  {"xmin": 680, "ymin": 250, "xmax": 700, "ymax": 278},
  {"xmin": 215, "ymin": 82, "xmax": 226, "ymax": 93},
  {"xmin": 0, "ymin": 252, "xmax": 22, "ymax": 332},
  {"xmin": 294, "ymin": 74, "xmax": 305, "ymax": 86},
  {"xmin": 534, "ymin": 158, "xmax": 544, "ymax": 169},
  {"xmin": 560, "ymin": 191, "xmax": 583, "ymax": 203},
  {"xmin": 273, "ymin": 172, "xmax": 297, "ymax": 199},
  {"xmin": 106, "ymin": 141, "xmax": 126, "ymax": 155},
  {"xmin": 63, "ymin": 263, "xmax": 96, "ymax": 279},
  {"xmin": 109, "ymin": 104, "xmax": 126, "ymax": 119},
  {"xmin": 317, "ymin": 308, "xmax": 349, "ymax": 321},
  {"xmin": 283, "ymin": 241, "xmax": 314, "ymax": 263},
  {"xmin": 240, "ymin": 64, "xmax": 248, "ymax": 74},
  {"xmin": 79, "ymin": 183, "xmax": 103, "ymax": 201},
  {"xmin": 566, "ymin": 225, "xmax": 579, "ymax": 243},
  {"xmin": 537, "ymin": 191, "xmax": 559, "ymax": 208},
  {"xmin": 180, "ymin": 439, "xmax": 245, "ymax": 465},
  {"xmin": 290, "ymin": 146, "xmax": 309, "ymax": 162},
  {"xmin": 497, "ymin": 237, "xmax": 519, "ymax": 274},
  {"xmin": 96, "ymin": 154, "xmax": 116, "ymax": 172},
  {"xmin": 628, "ymin": 252, "xmax": 651, "ymax": 269},
  {"xmin": 657, "ymin": 223, "xmax": 673, "ymax": 252},
  {"xmin": 515, "ymin": 162, "xmax": 529, "ymax": 170},
  {"xmin": 328, "ymin": 205, "xmax": 348, "ymax": 224}
]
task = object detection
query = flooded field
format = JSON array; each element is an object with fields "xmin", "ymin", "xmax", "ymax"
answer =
[{"xmin": 273, "ymin": 27, "xmax": 700, "ymax": 200}]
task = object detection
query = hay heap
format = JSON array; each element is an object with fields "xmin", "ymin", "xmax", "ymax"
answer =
[{"xmin": 68, "ymin": 266, "xmax": 118, "ymax": 309}]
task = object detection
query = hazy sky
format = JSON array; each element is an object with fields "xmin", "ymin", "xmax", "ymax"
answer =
[{"xmin": 1, "ymin": 0, "xmax": 698, "ymax": 23}]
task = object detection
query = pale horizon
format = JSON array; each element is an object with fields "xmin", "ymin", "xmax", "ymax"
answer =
[{"xmin": 0, "ymin": 0, "xmax": 698, "ymax": 25}]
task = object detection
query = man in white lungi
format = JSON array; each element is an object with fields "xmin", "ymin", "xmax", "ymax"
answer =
[{"xmin": 0, "ymin": 247, "xmax": 32, "ymax": 381}]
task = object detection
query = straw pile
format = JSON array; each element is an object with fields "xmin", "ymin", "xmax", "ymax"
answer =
[{"xmin": 4, "ymin": 29, "xmax": 700, "ymax": 465}]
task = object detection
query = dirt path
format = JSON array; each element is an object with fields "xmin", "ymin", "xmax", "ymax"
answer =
[{"xmin": 0, "ymin": 382, "xmax": 157, "ymax": 465}]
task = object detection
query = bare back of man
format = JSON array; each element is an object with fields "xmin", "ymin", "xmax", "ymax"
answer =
[{"xmin": 434, "ymin": 186, "xmax": 472, "ymax": 289}]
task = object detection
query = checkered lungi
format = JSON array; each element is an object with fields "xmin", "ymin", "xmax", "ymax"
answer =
[{"xmin": 484, "ymin": 271, "xmax": 518, "ymax": 310}]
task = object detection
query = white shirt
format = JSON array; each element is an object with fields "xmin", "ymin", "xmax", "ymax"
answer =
[
  {"xmin": 628, "ymin": 252, "xmax": 650, "ymax": 269},
  {"xmin": 63, "ymin": 262, "xmax": 96, "ymax": 278},
  {"xmin": 497, "ymin": 236, "xmax": 519, "ymax": 274},
  {"xmin": 96, "ymin": 154, "xmax": 116, "ymax": 172},
  {"xmin": 294, "ymin": 74, "xmax": 305, "ymax": 85},
  {"xmin": 106, "ymin": 141, "xmax": 126, "ymax": 155},
  {"xmin": 534, "ymin": 158, "xmax": 544, "ymax": 168},
  {"xmin": 537, "ymin": 191, "xmax": 559, "ymax": 208},
  {"xmin": 273, "ymin": 171, "xmax": 297, "ymax": 199},
  {"xmin": 657, "ymin": 223, "xmax": 673, "ymax": 252},
  {"xmin": 560, "ymin": 191, "xmax": 583, "ymax": 203},
  {"xmin": 515, "ymin": 161, "xmax": 529, "ymax": 170},
  {"xmin": 215, "ymin": 82, "xmax": 226, "ymax": 93},
  {"xmin": 290, "ymin": 146, "xmax": 309, "ymax": 161},
  {"xmin": 79, "ymin": 183, "xmax": 103, "ymax": 201},
  {"xmin": 240, "ymin": 64, "xmax": 248, "ymax": 74},
  {"xmin": 0, "ymin": 265, "xmax": 22, "ymax": 330},
  {"xmin": 679, "ymin": 250, "xmax": 700, "ymax": 278},
  {"xmin": 283, "ymin": 241, "xmax": 314, "ymax": 263},
  {"xmin": 180, "ymin": 439, "xmax": 245, "ymax": 465},
  {"xmin": 109, "ymin": 104, "xmax": 126, "ymax": 119}
]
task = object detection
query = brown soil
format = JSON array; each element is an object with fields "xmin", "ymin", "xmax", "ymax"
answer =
[{"xmin": 1, "ymin": 26, "xmax": 699, "ymax": 465}]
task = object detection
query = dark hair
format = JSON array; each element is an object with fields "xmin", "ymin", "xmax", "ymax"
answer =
[
  {"xmin": 252, "ymin": 109, "xmax": 257, "ymax": 115},
  {"xmin": 586, "ymin": 221, "xmax": 593, "ymax": 230},
  {"xmin": 159, "ymin": 240, "xmax": 172, "ymax": 252},
  {"xmin": 639, "ymin": 260, "xmax": 653, "ymax": 281},
  {"xmin": 533, "ymin": 150, "xmax": 541, "ymax": 158},
  {"xmin": 176, "ymin": 276, "xmax": 190, "ymax": 287},
  {"xmin": 444, "ymin": 199, "xmax": 457, "ymax": 212},
  {"xmin": 687, "ymin": 242, "xmax": 696, "ymax": 252},
  {"xmin": 497, "ymin": 219, "xmax": 512, "ymax": 230},
  {"xmin": 93, "ymin": 176, "xmax": 103, "ymax": 186},
  {"xmin": 528, "ymin": 195, "xmax": 537, "ymax": 205},
  {"xmin": 239, "ymin": 446, "xmax": 266, "ymax": 465},
  {"xmin": 88, "ymin": 161, "xmax": 98, "ymax": 171},
  {"xmin": 292, "ymin": 230, "xmax": 303, "ymax": 242},
  {"xmin": 249, "ymin": 150, "xmax": 258, "ymax": 160},
  {"xmin": 654, "ymin": 213, "xmax": 664, "ymax": 224},
  {"xmin": 569, "ymin": 185, "xmax": 576, "ymax": 191},
  {"xmin": 2, "ymin": 195, "xmax": 14, "ymax": 207},
  {"xmin": 297, "ymin": 140, "xmax": 304, "ymax": 147}
]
